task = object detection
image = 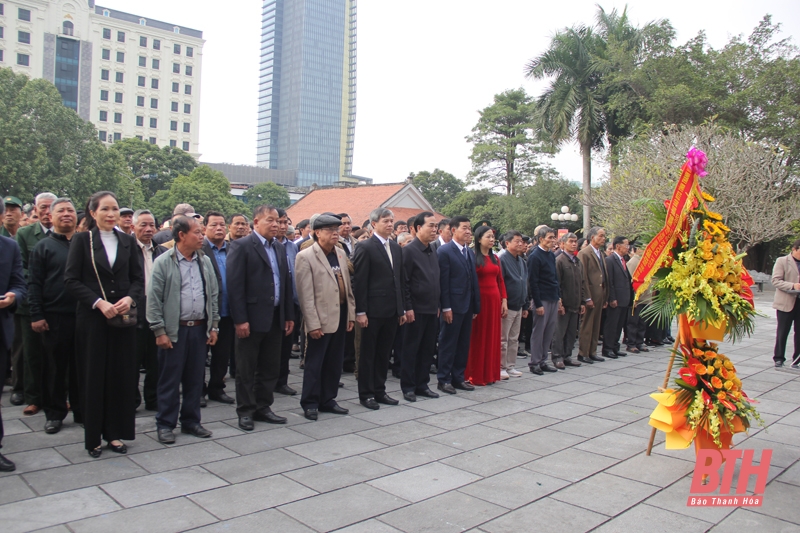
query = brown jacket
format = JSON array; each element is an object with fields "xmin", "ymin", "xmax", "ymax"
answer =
[
  {"xmin": 295, "ymin": 242, "xmax": 355, "ymax": 334},
  {"xmin": 555, "ymin": 251, "xmax": 586, "ymax": 312},
  {"xmin": 577, "ymin": 244, "xmax": 608, "ymax": 306},
  {"xmin": 772, "ymin": 254, "xmax": 800, "ymax": 312}
]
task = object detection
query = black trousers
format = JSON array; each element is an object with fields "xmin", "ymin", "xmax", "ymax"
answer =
[
  {"xmin": 437, "ymin": 312, "xmax": 473, "ymax": 385},
  {"xmin": 342, "ymin": 328, "xmax": 356, "ymax": 371},
  {"xmin": 390, "ymin": 323, "xmax": 404, "ymax": 373},
  {"xmin": 10, "ymin": 314, "xmax": 23, "ymax": 393},
  {"xmin": 301, "ymin": 307, "xmax": 346, "ymax": 410},
  {"xmin": 519, "ymin": 310, "xmax": 533, "ymax": 351},
  {"xmin": 0, "ymin": 334, "xmax": 7, "ymax": 447},
  {"xmin": 625, "ymin": 304, "xmax": 647, "ymax": 347},
  {"xmin": 235, "ymin": 310, "xmax": 282, "ymax": 417},
  {"xmin": 156, "ymin": 324, "xmax": 207, "ymax": 430},
  {"xmin": 277, "ymin": 305, "xmax": 299, "ymax": 387},
  {"xmin": 358, "ymin": 315, "xmax": 398, "ymax": 400},
  {"xmin": 775, "ymin": 300, "xmax": 800, "ymax": 364},
  {"xmin": 206, "ymin": 316, "xmax": 234, "ymax": 395},
  {"xmin": 401, "ymin": 313, "xmax": 437, "ymax": 393},
  {"xmin": 21, "ymin": 313, "xmax": 45, "ymax": 405},
  {"xmin": 135, "ymin": 326, "xmax": 159, "ymax": 409},
  {"xmin": 41, "ymin": 313, "xmax": 81, "ymax": 423},
  {"xmin": 603, "ymin": 305, "xmax": 628, "ymax": 355}
]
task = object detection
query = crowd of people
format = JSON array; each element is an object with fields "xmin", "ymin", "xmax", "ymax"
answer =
[{"xmin": 0, "ymin": 190, "xmax": 682, "ymax": 472}]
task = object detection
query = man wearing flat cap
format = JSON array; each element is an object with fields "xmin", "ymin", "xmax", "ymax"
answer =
[
  {"xmin": 118, "ymin": 208, "xmax": 134, "ymax": 235},
  {"xmin": 2, "ymin": 196, "xmax": 24, "ymax": 238},
  {"xmin": 294, "ymin": 214, "xmax": 355, "ymax": 420}
]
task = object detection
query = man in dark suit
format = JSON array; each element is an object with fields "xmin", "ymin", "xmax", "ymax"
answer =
[
  {"xmin": 429, "ymin": 218, "xmax": 451, "ymax": 253},
  {"xmin": 437, "ymin": 215, "xmax": 480, "ymax": 394},
  {"xmin": 227, "ymin": 205, "xmax": 295, "ymax": 430},
  {"xmin": 352, "ymin": 207, "xmax": 407, "ymax": 410},
  {"xmin": 0, "ymin": 202, "xmax": 27, "ymax": 471},
  {"xmin": 603, "ymin": 236, "xmax": 633, "ymax": 359}
]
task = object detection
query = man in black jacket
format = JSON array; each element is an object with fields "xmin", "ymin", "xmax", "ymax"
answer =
[
  {"xmin": 133, "ymin": 209, "xmax": 167, "ymax": 411},
  {"xmin": 227, "ymin": 205, "xmax": 295, "ymax": 430},
  {"xmin": 603, "ymin": 236, "xmax": 633, "ymax": 358},
  {"xmin": 399, "ymin": 212, "xmax": 440, "ymax": 402},
  {"xmin": 553, "ymin": 233, "xmax": 585, "ymax": 368},
  {"xmin": 352, "ymin": 208, "xmax": 407, "ymax": 410},
  {"xmin": 28, "ymin": 198, "xmax": 81, "ymax": 434}
]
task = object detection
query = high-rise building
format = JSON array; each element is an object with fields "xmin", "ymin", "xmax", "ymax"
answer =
[
  {"xmin": 257, "ymin": 0, "xmax": 356, "ymax": 187},
  {"xmin": 0, "ymin": 1, "xmax": 203, "ymax": 156}
]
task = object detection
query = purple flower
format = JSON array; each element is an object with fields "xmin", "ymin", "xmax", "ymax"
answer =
[{"xmin": 686, "ymin": 147, "xmax": 708, "ymax": 177}]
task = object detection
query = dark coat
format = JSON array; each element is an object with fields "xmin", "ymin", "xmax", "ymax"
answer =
[
  {"xmin": 14, "ymin": 222, "xmax": 49, "ymax": 315},
  {"xmin": 437, "ymin": 241, "xmax": 480, "ymax": 316},
  {"xmin": 605, "ymin": 253, "xmax": 633, "ymax": 307},
  {"xmin": 0, "ymin": 236, "xmax": 27, "ymax": 351},
  {"xmin": 202, "ymin": 238, "xmax": 224, "ymax": 314},
  {"xmin": 555, "ymin": 251, "xmax": 586, "ymax": 312},
  {"xmin": 352, "ymin": 235, "xmax": 405, "ymax": 318},
  {"xmin": 133, "ymin": 239, "xmax": 167, "ymax": 325},
  {"xmin": 226, "ymin": 232, "xmax": 294, "ymax": 333},
  {"xmin": 402, "ymin": 238, "xmax": 440, "ymax": 315},
  {"xmin": 28, "ymin": 233, "xmax": 75, "ymax": 320}
]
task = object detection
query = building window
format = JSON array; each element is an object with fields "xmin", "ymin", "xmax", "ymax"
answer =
[
  {"xmin": 0, "ymin": 5, "xmax": 3, "ymax": 16},
  {"xmin": 0, "ymin": 27, "xmax": 3, "ymax": 39},
  {"xmin": 137, "ymin": 75, "xmax": 145, "ymax": 87},
  {"xmin": 170, "ymin": 140, "xmax": 177, "ymax": 148},
  {"xmin": 173, "ymin": 27, "xmax": 180, "ymax": 34},
  {"xmin": 135, "ymin": 135, "xmax": 142, "ymax": 140},
  {"xmin": 185, "ymin": 65, "xmax": 192, "ymax": 76},
  {"xmin": 18, "ymin": 31, "xmax": 30, "ymax": 44},
  {"xmin": 99, "ymin": 131, "xmax": 107, "ymax": 142},
  {"xmin": 183, "ymin": 122, "xmax": 190, "ymax": 133},
  {"xmin": 113, "ymin": 132, "xmax": 121, "ymax": 141},
  {"xmin": 101, "ymin": 69, "xmax": 109, "ymax": 80},
  {"xmin": 99, "ymin": 110, "xmax": 108, "ymax": 122},
  {"xmin": 150, "ymin": 118, "xmax": 157, "ymax": 128},
  {"xmin": 171, "ymin": 101, "xmax": 178, "ymax": 112},
  {"xmin": 136, "ymin": 96, "xmax": 144, "ymax": 107},
  {"xmin": 115, "ymin": 72, "xmax": 123, "ymax": 83},
  {"xmin": 152, "ymin": 58, "xmax": 160, "ymax": 69},
  {"xmin": 102, "ymin": 28, "xmax": 111, "ymax": 40},
  {"xmin": 153, "ymin": 39, "xmax": 160, "ymax": 50},
  {"xmin": 0, "ymin": 50, "xmax": 3, "ymax": 62},
  {"xmin": 138, "ymin": 56, "xmax": 146, "ymax": 67},
  {"xmin": 171, "ymin": 82, "xmax": 179, "ymax": 93},
  {"xmin": 102, "ymin": 49, "xmax": 110, "ymax": 60},
  {"xmin": 114, "ymin": 92, "xmax": 123, "ymax": 103},
  {"xmin": 139, "ymin": 18, "xmax": 146, "ymax": 26},
  {"xmin": 136, "ymin": 116, "xmax": 143, "ymax": 127},
  {"xmin": 18, "ymin": 8, "xmax": 31, "ymax": 22},
  {"xmin": 182, "ymin": 141, "xmax": 189, "ymax": 151},
  {"xmin": 62, "ymin": 21, "xmax": 74, "ymax": 36},
  {"xmin": 103, "ymin": 10, "xmax": 110, "ymax": 17},
  {"xmin": 117, "ymin": 31, "xmax": 125, "ymax": 43},
  {"xmin": 100, "ymin": 90, "xmax": 109, "ymax": 101},
  {"xmin": 172, "ymin": 62, "xmax": 180, "ymax": 74},
  {"xmin": 139, "ymin": 36, "xmax": 147, "ymax": 47},
  {"xmin": 150, "ymin": 98, "xmax": 158, "ymax": 109},
  {"xmin": 184, "ymin": 84, "xmax": 191, "ymax": 95},
  {"xmin": 151, "ymin": 78, "xmax": 159, "ymax": 89},
  {"xmin": 116, "ymin": 51, "xmax": 124, "ymax": 63},
  {"xmin": 173, "ymin": 44, "xmax": 181, "ymax": 54},
  {"xmin": 170, "ymin": 120, "xmax": 177, "ymax": 131},
  {"xmin": 184, "ymin": 103, "xmax": 191, "ymax": 114},
  {"xmin": 149, "ymin": 137, "xmax": 157, "ymax": 144},
  {"xmin": 114, "ymin": 112, "xmax": 122, "ymax": 124},
  {"xmin": 186, "ymin": 46, "xmax": 194, "ymax": 58},
  {"xmin": 16, "ymin": 53, "xmax": 29, "ymax": 66}
]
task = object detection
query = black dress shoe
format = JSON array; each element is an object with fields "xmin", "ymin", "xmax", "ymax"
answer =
[
  {"xmin": 391, "ymin": 369, "xmax": 401, "ymax": 379},
  {"xmin": 9, "ymin": 392, "xmax": 24, "ymax": 406},
  {"xmin": 552, "ymin": 358, "xmax": 566, "ymax": 370},
  {"xmin": 181, "ymin": 425, "xmax": 212, "ymax": 438},
  {"xmin": 144, "ymin": 403, "xmax": 158, "ymax": 411},
  {"xmin": 339, "ymin": 382, "xmax": 344, "ymax": 388},
  {"xmin": 238, "ymin": 416, "xmax": 254, "ymax": 431},
  {"xmin": 589, "ymin": 354, "xmax": 605, "ymax": 362},
  {"xmin": 563, "ymin": 358, "xmax": 582, "ymax": 367},
  {"xmin": 275, "ymin": 385, "xmax": 298, "ymax": 396},
  {"xmin": 403, "ymin": 391, "xmax": 417, "ymax": 402},
  {"xmin": 253, "ymin": 410, "xmax": 287, "ymax": 424},
  {"xmin": 453, "ymin": 381, "xmax": 475, "ymax": 391},
  {"xmin": 319, "ymin": 404, "xmax": 349, "ymax": 415},
  {"xmin": 0, "ymin": 452, "xmax": 16, "ymax": 471},
  {"xmin": 107, "ymin": 441, "xmax": 128, "ymax": 454},
  {"xmin": 577, "ymin": 356, "xmax": 594, "ymax": 364},
  {"xmin": 199, "ymin": 397, "xmax": 207, "ymax": 408},
  {"xmin": 304, "ymin": 408, "xmax": 318, "ymax": 421},
  {"xmin": 603, "ymin": 352, "xmax": 618, "ymax": 359},
  {"xmin": 416, "ymin": 388, "xmax": 439, "ymax": 398},
  {"xmin": 637, "ymin": 345, "xmax": 650, "ymax": 352},
  {"xmin": 208, "ymin": 392, "xmax": 235, "ymax": 404},
  {"xmin": 437, "ymin": 383, "xmax": 456, "ymax": 395},
  {"xmin": 776, "ymin": 360, "xmax": 785, "ymax": 367},
  {"xmin": 540, "ymin": 363, "xmax": 558, "ymax": 373},
  {"xmin": 44, "ymin": 419, "xmax": 62, "ymax": 434},
  {"xmin": 157, "ymin": 428, "xmax": 176, "ymax": 444},
  {"xmin": 529, "ymin": 365, "xmax": 544, "ymax": 375},
  {"xmin": 360, "ymin": 397, "xmax": 380, "ymax": 410},
  {"xmin": 615, "ymin": 350, "xmax": 627, "ymax": 357},
  {"xmin": 626, "ymin": 346, "xmax": 640, "ymax": 354},
  {"xmin": 665, "ymin": 336, "xmax": 675, "ymax": 343},
  {"xmin": 375, "ymin": 394, "xmax": 399, "ymax": 405},
  {"xmin": 429, "ymin": 364, "xmax": 437, "ymax": 374},
  {"xmin": 87, "ymin": 447, "xmax": 102, "ymax": 459}
]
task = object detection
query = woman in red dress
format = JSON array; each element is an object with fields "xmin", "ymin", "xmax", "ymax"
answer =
[{"xmin": 466, "ymin": 226, "xmax": 508, "ymax": 386}]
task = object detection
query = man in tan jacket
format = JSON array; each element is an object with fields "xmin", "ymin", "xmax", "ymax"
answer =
[
  {"xmin": 577, "ymin": 226, "xmax": 609, "ymax": 364},
  {"xmin": 294, "ymin": 214, "xmax": 355, "ymax": 420},
  {"xmin": 772, "ymin": 238, "xmax": 800, "ymax": 368}
]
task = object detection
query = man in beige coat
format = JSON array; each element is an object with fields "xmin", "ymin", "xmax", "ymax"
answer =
[
  {"xmin": 772, "ymin": 238, "xmax": 800, "ymax": 368},
  {"xmin": 294, "ymin": 214, "xmax": 355, "ymax": 420},
  {"xmin": 577, "ymin": 226, "xmax": 609, "ymax": 364}
]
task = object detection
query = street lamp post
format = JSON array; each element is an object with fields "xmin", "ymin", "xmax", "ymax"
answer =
[{"xmin": 550, "ymin": 205, "xmax": 579, "ymax": 227}]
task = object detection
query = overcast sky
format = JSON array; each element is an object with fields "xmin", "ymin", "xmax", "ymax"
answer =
[{"xmin": 103, "ymin": 0, "xmax": 800, "ymax": 187}]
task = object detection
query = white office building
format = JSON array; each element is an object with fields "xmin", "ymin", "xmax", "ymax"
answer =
[{"xmin": 0, "ymin": 1, "xmax": 204, "ymax": 155}]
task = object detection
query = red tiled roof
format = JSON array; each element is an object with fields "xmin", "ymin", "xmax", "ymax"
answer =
[
  {"xmin": 285, "ymin": 183, "xmax": 401, "ymax": 225},
  {"xmin": 389, "ymin": 207, "xmax": 445, "ymax": 227}
]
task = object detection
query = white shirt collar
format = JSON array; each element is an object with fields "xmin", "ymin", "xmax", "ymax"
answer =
[{"xmin": 374, "ymin": 233, "xmax": 389, "ymax": 246}]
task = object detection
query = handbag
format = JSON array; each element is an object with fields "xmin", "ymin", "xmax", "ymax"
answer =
[{"xmin": 89, "ymin": 230, "xmax": 137, "ymax": 328}]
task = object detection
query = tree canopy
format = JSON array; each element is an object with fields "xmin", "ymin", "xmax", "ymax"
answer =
[
  {"xmin": 149, "ymin": 165, "xmax": 244, "ymax": 222},
  {"xmin": 242, "ymin": 181, "xmax": 291, "ymax": 210},
  {"xmin": 109, "ymin": 138, "xmax": 197, "ymax": 200},
  {"xmin": 410, "ymin": 169, "xmax": 465, "ymax": 211}
]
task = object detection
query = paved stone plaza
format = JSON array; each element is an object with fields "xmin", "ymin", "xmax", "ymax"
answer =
[{"xmin": 1, "ymin": 292, "xmax": 798, "ymax": 532}]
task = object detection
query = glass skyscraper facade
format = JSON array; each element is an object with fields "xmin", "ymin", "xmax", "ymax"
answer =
[{"xmin": 257, "ymin": 0, "xmax": 357, "ymax": 187}]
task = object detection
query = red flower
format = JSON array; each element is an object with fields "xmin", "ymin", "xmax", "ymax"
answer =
[
  {"xmin": 678, "ymin": 367, "xmax": 697, "ymax": 387},
  {"xmin": 702, "ymin": 390, "xmax": 712, "ymax": 406},
  {"xmin": 720, "ymin": 399, "xmax": 737, "ymax": 411}
]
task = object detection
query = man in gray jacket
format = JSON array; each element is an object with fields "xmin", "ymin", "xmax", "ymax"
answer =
[
  {"xmin": 147, "ymin": 216, "xmax": 219, "ymax": 444},
  {"xmin": 553, "ymin": 233, "xmax": 585, "ymax": 368}
]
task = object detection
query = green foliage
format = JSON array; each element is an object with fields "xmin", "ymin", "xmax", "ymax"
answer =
[
  {"xmin": 109, "ymin": 138, "xmax": 197, "ymax": 199},
  {"xmin": 242, "ymin": 182, "xmax": 290, "ymax": 210},
  {"xmin": 410, "ymin": 169, "xmax": 465, "ymax": 211},
  {"xmin": 0, "ymin": 68, "xmax": 121, "ymax": 205},
  {"xmin": 148, "ymin": 165, "xmax": 243, "ymax": 222}
]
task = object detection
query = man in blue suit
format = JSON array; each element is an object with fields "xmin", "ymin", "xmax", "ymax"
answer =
[
  {"xmin": 437, "ymin": 216, "xmax": 480, "ymax": 394},
  {"xmin": 0, "ymin": 200, "xmax": 28, "ymax": 471}
]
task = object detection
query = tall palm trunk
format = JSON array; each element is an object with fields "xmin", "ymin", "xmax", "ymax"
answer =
[{"xmin": 581, "ymin": 140, "xmax": 592, "ymax": 235}]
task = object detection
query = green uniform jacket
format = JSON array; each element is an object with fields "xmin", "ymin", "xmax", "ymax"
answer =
[{"xmin": 14, "ymin": 223, "xmax": 49, "ymax": 315}]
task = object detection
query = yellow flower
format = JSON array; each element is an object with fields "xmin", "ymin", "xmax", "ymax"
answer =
[
  {"xmin": 724, "ymin": 360, "xmax": 734, "ymax": 370},
  {"xmin": 702, "ymin": 191, "xmax": 716, "ymax": 202},
  {"xmin": 714, "ymin": 254, "xmax": 725, "ymax": 265},
  {"xmin": 713, "ymin": 360, "xmax": 722, "ymax": 369},
  {"xmin": 706, "ymin": 210, "xmax": 723, "ymax": 221},
  {"xmin": 717, "ymin": 391, "xmax": 727, "ymax": 401},
  {"xmin": 711, "ymin": 376, "xmax": 723, "ymax": 389},
  {"xmin": 717, "ymin": 222, "xmax": 731, "ymax": 232},
  {"xmin": 704, "ymin": 220, "xmax": 721, "ymax": 235},
  {"xmin": 703, "ymin": 262, "xmax": 717, "ymax": 278},
  {"xmin": 724, "ymin": 380, "xmax": 734, "ymax": 390},
  {"xmin": 702, "ymin": 240, "xmax": 713, "ymax": 251},
  {"xmin": 707, "ymin": 365, "xmax": 715, "ymax": 375}
]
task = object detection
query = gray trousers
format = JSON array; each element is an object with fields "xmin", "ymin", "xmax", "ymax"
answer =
[
  {"xmin": 553, "ymin": 310, "xmax": 579, "ymax": 359},
  {"xmin": 530, "ymin": 300, "xmax": 559, "ymax": 367}
]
